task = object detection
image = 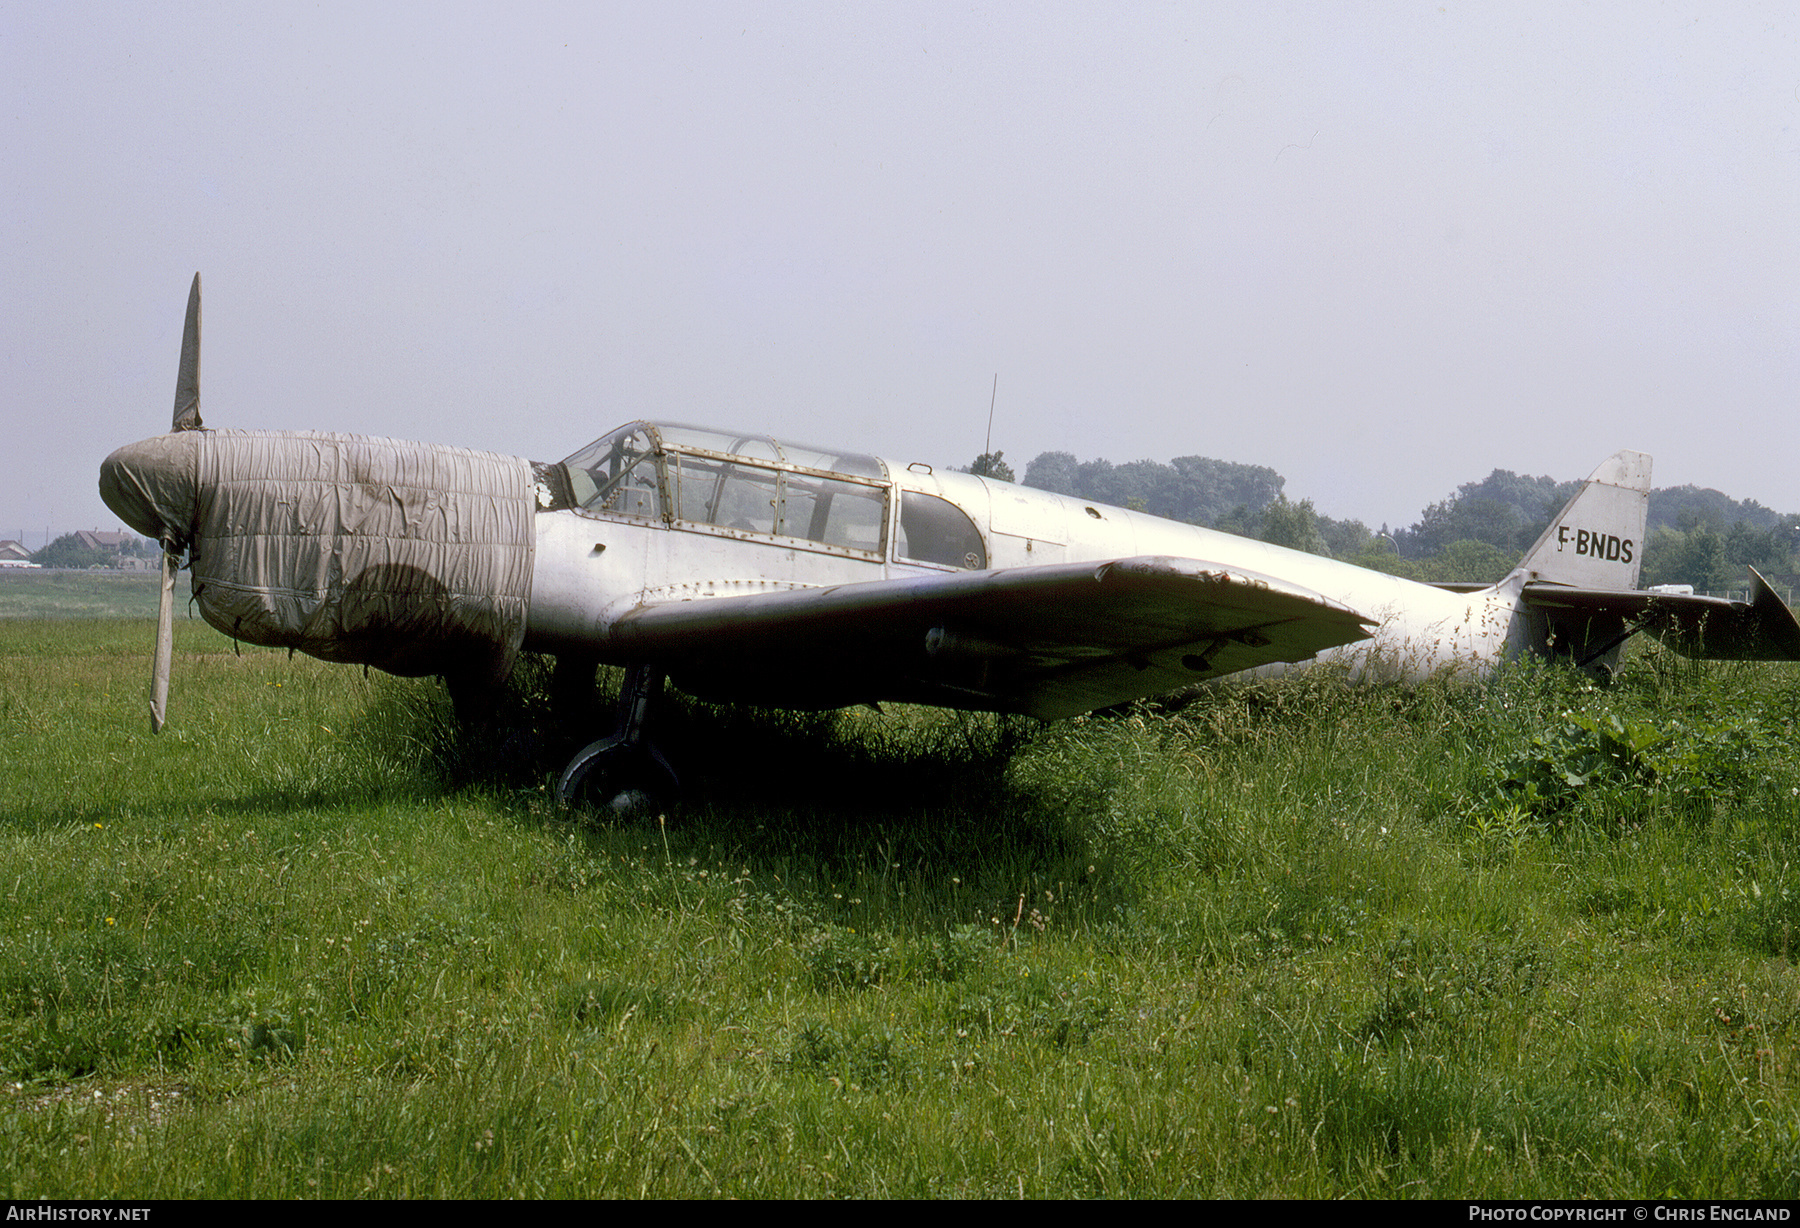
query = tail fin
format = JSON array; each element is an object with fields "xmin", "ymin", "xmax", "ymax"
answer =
[{"xmin": 1512, "ymin": 450, "xmax": 1651, "ymax": 590}]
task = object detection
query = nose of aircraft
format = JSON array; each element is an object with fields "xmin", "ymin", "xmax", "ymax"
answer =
[{"xmin": 99, "ymin": 431, "xmax": 204, "ymax": 547}]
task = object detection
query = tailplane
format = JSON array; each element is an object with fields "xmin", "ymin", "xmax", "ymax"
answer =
[
  {"xmin": 1507, "ymin": 449, "xmax": 1800, "ymax": 675},
  {"xmin": 1511, "ymin": 450, "xmax": 1651, "ymax": 590}
]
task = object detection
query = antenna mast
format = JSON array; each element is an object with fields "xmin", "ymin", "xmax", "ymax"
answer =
[{"xmin": 983, "ymin": 373, "xmax": 998, "ymax": 456}]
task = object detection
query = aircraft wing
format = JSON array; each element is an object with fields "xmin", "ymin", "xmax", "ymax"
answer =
[
  {"xmin": 607, "ymin": 555, "xmax": 1376, "ymax": 719},
  {"xmin": 1521, "ymin": 567, "xmax": 1800, "ymax": 661}
]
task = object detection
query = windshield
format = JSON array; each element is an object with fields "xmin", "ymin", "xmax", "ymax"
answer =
[{"xmin": 561, "ymin": 424, "xmax": 662, "ymax": 519}]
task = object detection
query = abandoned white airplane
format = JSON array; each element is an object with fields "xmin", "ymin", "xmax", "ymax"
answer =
[{"xmin": 100, "ymin": 276, "xmax": 1800, "ymax": 802}]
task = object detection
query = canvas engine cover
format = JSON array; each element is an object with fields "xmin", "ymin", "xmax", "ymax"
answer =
[{"xmin": 106, "ymin": 430, "xmax": 535, "ymax": 683}]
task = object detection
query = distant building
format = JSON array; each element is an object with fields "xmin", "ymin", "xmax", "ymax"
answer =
[
  {"xmin": 74, "ymin": 530, "xmax": 138, "ymax": 553},
  {"xmin": 0, "ymin": 540, "xmax": 30, "ymax": 562}
]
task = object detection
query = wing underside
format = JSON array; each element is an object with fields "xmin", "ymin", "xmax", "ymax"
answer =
[{"xmin": 605, "ymin": 555, "xmax": 1376, "ymax": 719}]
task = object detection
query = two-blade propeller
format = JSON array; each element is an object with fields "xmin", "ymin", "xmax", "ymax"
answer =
[{"xmin": 150, "ymin": 273, "xmax": 203, "ymax": 733}]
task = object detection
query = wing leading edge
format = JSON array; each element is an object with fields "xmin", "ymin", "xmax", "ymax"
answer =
[{"xmin": 607, "ymin": 555, "xmax": 1376, "ymax": 719}]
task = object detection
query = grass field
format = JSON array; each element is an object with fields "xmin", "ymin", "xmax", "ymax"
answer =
[
  {"xmin": 2, "ymin": 588, "xmax": 1799, "ymax": 1197},
  {"xmin": 0, "ymin": 570, "xmax": 162, "ymax": 620}
]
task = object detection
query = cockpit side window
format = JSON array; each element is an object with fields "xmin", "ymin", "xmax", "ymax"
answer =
[
  {"xmin": 785, "ymin": 474, "xmax": 887, "ymax": 552},
  {"xmin": 673, "ymin": 454, "xmax": 886, "ymax": 551},
  {"xmin": 897, "ymin": 491, "xmax": 986, "ymax": 569},
  {"xmin": 675, "ymin": 454, "xmax": 779, "ymax": 534}
]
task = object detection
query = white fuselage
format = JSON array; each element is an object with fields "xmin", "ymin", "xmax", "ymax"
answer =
[{"xmin": 525, "ymin": 464, "xmax": 1526, "ymax": 685}]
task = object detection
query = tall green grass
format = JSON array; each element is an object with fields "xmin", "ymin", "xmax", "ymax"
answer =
[
  {"xmin": 0, "ymin": 571, "xmax": 163, "ymax": 620},
  {"xmin": 2, "ymin": 617, "xmax": 1798, "ymax": 1197}
]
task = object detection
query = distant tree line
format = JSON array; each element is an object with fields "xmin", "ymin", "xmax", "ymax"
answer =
[
  {"xmin": 964, "ymin": 447, "xmax": 1798, "ymax": 594},
  {"xmin": 1021, "ymin": 450, "xmax": 1285, "ymax": 528},
  {"xmin": 1638, "ymin": 506, "xmax": 1799, "ymax": 593}
]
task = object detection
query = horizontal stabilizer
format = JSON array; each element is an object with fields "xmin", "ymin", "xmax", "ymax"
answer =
[{"xmin": 1522, "ymin": 567, "xmax": 1800, "ymax": 661}]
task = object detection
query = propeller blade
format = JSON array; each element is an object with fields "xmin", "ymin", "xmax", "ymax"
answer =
[
  {"xmin": 152, "ymin": 274, "xmax": 201, "ymax": 726},
  {"xmin": 150, "ymin": 546, "xmax": 176, "ymax": 733},
  {"xmin": 172, "ymin": 272, "xmax": 201, "ymax": 432}
]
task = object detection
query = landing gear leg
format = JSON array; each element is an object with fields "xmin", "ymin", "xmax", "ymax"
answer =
[{"xmin": 557, "ymin": 664, "xmax": 678, "ymax": 809}]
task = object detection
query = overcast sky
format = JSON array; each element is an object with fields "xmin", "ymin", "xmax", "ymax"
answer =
[{"xmin": 5, "ymin": 2, "xmax": 1796, "ymax": 545}]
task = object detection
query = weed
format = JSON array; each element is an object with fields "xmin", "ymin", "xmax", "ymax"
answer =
[
  {"xmin": 1486, "ymin": 711, "xmax": 1663, "ymax": 823},
  {"xmin": 556, "ymin": 979, "xmax": 678, "ymax": 1027},
  {"xmin": 788, "ymin": 1020, "xmax": 914, "ymax": 1090},
  {"xmin": 1360, "ymin": 929, "xmax": 1550, "ymax": 1043}
]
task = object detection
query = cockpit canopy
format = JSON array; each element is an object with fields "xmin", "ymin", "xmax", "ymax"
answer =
[
  {"xmin": 558, "ymin": 422, "xmax": 890, "ymax": 555},
  {"xmin": 553, "ymin": 421, "xmax": 985, "ymax": 570}
]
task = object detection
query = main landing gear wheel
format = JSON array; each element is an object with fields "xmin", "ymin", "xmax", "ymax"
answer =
[{"xmin": 557, "ymin": 664, "xmax": 679, "ymax": 812}]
